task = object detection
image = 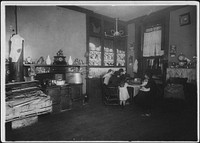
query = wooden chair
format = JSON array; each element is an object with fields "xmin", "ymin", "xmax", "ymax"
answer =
[{"xmin": 101, "ymin": 77, "xmax": 119, "ymax": 105}]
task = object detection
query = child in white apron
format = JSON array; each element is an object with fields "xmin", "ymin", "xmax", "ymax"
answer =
[{"xmin": 118, "ymin": 81, "xmax": 130, "ymax": 108}]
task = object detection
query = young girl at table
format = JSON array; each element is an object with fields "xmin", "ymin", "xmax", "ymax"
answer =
[{"xmin": 118, "ymin": 80, "xmax": 130, "ymax": 108}]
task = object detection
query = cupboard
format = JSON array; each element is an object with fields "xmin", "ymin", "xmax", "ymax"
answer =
[
  {"xmin": 24, "ymin": 64, "xmax": 84, "ymax": 106},
  {"xmin": 87, "ymin": 15, "xmax": 127, "ymax": 68},
  {"xmin": 86, "ymin": 14, "xmax": 127, "ymax": 98},
  {"xmin": 46, "ymin": 85, "xmax": 72, "ymax": 113}
]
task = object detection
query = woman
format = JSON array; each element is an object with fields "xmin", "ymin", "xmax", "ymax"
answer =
[
  {"xmin": 108, "ymin": 69, "xmax": 125, "ymax": 87},
  {"xmin": 103, "ymin": 69, "xmax": 114, "ymax": 85},
  {"xmin": 134, "ymin": 71, "xmax": 156, "ymax": 116}
]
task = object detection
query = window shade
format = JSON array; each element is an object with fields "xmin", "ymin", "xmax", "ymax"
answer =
[{"xmin": 143, "ymin": 26, "xmax": 164, "ymax": 57}]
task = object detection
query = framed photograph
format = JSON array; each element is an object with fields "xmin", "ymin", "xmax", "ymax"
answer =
[
  {"xmin": 170, "ymin": 45, "xmax": 177, "ymax": 57},
  {"xmin": 179, "ymin": 12, "xmax": 191, "ymax": 26}
]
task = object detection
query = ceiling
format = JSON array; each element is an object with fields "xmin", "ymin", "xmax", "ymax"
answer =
[{"xmin": 80, "ymin": 5, "xmax": 170, "ymax": 21}]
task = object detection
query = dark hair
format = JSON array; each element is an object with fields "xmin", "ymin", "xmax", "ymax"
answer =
[
  {"xmin": 144, "ymin": 70, "xmax": 153, "ymax": 79},
  {"xmin": 108, "ymin": 69, "xmax": 113, "ymax": 73},
  {"xmin": 118, "ymin": 68, "xmax": 124, "ymax": 74},
  {"xmin": 119, "ymin": 80, "xmax": 125, "ymax": 87}
]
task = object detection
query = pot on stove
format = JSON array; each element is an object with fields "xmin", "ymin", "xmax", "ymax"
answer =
[{"xmin": 66, "ymin": 72, "xmax": 82, "ymax": 84}]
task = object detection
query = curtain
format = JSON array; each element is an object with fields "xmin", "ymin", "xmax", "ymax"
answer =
[{"xmin": 143, "ymin": 26, "xmax": 164, "ymax": 57}]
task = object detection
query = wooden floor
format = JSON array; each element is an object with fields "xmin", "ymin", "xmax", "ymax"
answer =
[{"xmin": 5, "ymin": 89, "xmax": 197, "ymax": 141}]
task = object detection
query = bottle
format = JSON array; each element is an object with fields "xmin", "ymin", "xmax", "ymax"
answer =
[
  {"xmin": 46, "ymin": 55, "xmax": 51, "ymax": 65},
  {"xmin": 68, "ymin": 56, "xmax": 73, "ymax": 65}
]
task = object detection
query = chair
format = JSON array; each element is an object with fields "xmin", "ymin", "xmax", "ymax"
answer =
[
  {"xmin": 164, "ymin": 77, "xmax": 187, "ymax": 100},
  {"xmin": 101, "ymin": 77, "xmax": 119, "ymax": 105}
]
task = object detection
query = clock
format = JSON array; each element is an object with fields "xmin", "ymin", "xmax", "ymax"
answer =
[
  {"xmin": 59, "ymin": 57, "xmax": 63, "ymax": 61},
  {"xmin": 53, "ymin": 56, "xmax": 66, "ymax": 65}
]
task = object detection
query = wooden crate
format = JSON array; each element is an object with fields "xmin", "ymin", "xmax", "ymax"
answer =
[
  {"xmin": 6, "ymin": 96, "xmax": 52, "ymax": 122},
  {"xmin": 12, "ymin": 116, "xmax": 38, "ymax": 129}
]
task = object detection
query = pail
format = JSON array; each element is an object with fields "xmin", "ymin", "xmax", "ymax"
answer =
[{"xmin": 66, "ymin": 73, "xmax": 82, "ymax": 84}]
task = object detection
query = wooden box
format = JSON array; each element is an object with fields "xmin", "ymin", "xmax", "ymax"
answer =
[{"xmin": 12, "ymin": 116, "xmax": 38, "ymax": 129}]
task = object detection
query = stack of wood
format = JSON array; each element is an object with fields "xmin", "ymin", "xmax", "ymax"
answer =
[{"xmin": 5, "ymin": 81, "xmax": 52, "ymax": 124}]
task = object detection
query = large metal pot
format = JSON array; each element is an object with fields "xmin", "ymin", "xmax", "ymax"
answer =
[{"xmin": 65, "ymin": 72, "xmax": 82, "ymax": 84}]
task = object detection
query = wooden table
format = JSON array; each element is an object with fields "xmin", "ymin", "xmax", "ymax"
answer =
[
  {"xmin": 166, "ymin": 68, "xmax": 196, "ymax": 83},
  {"xmin": 128, "ymin": 84, "xmax": 141, "ymax": 99}
]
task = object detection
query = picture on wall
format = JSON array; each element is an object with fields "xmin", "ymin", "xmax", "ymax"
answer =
[
  {"xmin": 169, "ymin": 45, "xmax": 177, "ymax": 57},
  {"xmin": 179, "ymin": 12, "xmax": 191, "ymax": 26}
]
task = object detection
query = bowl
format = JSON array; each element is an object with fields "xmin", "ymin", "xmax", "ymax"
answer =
[{"xmin": 55, "ymin": 80, "xmax": 65, "ymax": 85}]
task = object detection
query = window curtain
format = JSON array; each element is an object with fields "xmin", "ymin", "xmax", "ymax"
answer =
[{"xmin": 143, "ymin": 26, "xmax": 164, "ymax": 57}]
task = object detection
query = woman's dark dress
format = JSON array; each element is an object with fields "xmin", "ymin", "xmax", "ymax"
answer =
[{"xmin": 134, "ymin": 78, "xmax": 156, "ymax": 110}]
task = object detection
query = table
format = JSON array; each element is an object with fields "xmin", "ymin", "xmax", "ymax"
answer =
[
  {"xmin": 166, "ymin": 68, "xmax": 196, "ymax": 83},
  {"xmin": 128, "ymin": 84, "xmax": 141, "ymax": 99}
]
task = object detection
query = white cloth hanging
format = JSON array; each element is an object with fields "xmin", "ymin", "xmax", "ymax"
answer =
[
  {"xmin": 119, "ymin": 83, "xmax": 130, "ymax": 101},
  {"xmin": 133, "ymin": 59, "xmax": 138, "ymax": 73},
  {"xmin": 9, "ymin": 34, "xmax": 24, "ymax": 62}
]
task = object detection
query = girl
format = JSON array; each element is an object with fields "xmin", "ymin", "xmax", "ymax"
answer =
[{"xmin": 118, "ymin": 81, "xmax": 130, "ymax": 108}]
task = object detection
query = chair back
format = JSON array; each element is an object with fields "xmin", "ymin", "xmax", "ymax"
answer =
[{"xmin": 100, "ymin": 76, "xmax": 119, "ymax": 105}]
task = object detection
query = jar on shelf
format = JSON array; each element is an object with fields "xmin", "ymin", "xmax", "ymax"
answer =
[
  {"xmin": 46, "ymin": 55, "xmax": 51, "ymax": 65},
  {"xmin": 68, "ymin": 56, "xmax": 73, "ymax": 65}
]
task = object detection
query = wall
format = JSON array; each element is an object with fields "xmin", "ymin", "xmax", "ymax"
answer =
[
  {"xmin": 126, "ymin": 23, "xmax": 136, "ymax": 77},
  {"xmin": 168, "ymin": 6, "xmax": 197, "ymax": 63},
  {"xmin": 5, "ymin": 6, "xmax": 16, "ymax": 58},
  {"xmin": 126, "ymin": 6, "xmax": 197, "ymax": 78},
  {"xmin": 6, "ymin": 6, "xmax": 87, "ymax": 94}
]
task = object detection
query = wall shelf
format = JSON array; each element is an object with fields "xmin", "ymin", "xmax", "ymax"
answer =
[
  {"xmin": 23, "ymin": 64, "xmax": 84, "ymax": 104},
  {"xmin": 23, "ymin": 64, "xmax": 86, "ymax": 87},
  {"xmin": 24, "ymin": 64, "xmax": 87, "ymax": 67},
  {"xmin": 87, "ymin": 15, "xmax": 127, "ymax": 68}
]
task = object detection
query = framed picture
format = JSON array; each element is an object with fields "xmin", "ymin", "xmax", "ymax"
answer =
[
  {"xmin": 179, "ymin": 12, "xmax": 191, "ymax": 26},
  {"xmin": 170, "ymin": 45, "xmax": 177, "ymax": 57}
]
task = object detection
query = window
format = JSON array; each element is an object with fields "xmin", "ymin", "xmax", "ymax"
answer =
[{"xmin": 143, "ymin": 25, "xmax": 164, "ymax": 57}]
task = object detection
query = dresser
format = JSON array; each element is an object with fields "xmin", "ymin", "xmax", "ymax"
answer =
[
  {"xmin": 46, "ymin": 85, "xmax": 72, "ymax": 113},
  {"xmin": 166, "ymin": 68, "xmax": 196, "ymax": 83}
]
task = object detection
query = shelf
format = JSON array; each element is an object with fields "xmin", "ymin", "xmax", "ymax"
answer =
[
  {"xmin": 6, "ymin": 80, "xmax": 39, "ymax": 87},
  {"xmin": 87, "ymin": 15, "xmax": 127, "ymax": 67},
  {"xmin": 88, "ymin": 65, "xmax": 125, "ymax": 68},
  {"xmin": 89, "ymin": 50, "xmax": 101, "ymax": 53},
  {"xmin": 142, "ymin": 56, "xmax": 164, "ymax": 58},
  {"xmin": 24, "ymin": 64, "xmax": 87, "ymax": 67}
]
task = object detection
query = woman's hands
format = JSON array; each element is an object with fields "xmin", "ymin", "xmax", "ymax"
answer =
[{"xmin": 140, "ymin": 86, "xmax": 150, "ymax": 92}]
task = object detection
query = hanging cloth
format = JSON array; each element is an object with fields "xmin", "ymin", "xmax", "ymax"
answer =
[
  {"xmin": 133, "ymin": 59, "xmax": 138, "ymax": 73},
  {"xmin": 9, "ymin": 34, "xmax": 24, "ymax": 62}
]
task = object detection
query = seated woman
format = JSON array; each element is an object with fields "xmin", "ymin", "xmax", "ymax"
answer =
[
  {"xmin": 102, "ymin": 69, "xmax": 118, "ymax": 104},
  {"xmin": 108, "ymin": 71, "xmax": 121, "ymax": 87},
  {"xmin": 108, "ymin": 68, "xmax": 127, "ymax": 87},
  {"xmin": 103, "ymin": 69, "xmax": 114, "ymax": 85},
  {"xmin": 134, "ymin": 71, "xmax": 156, "ymax": 116}
]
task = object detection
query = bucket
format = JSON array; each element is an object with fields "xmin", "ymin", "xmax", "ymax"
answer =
[{"xmin": 66, "ymin": 72, "xmax": 82, "ymax": 84}]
